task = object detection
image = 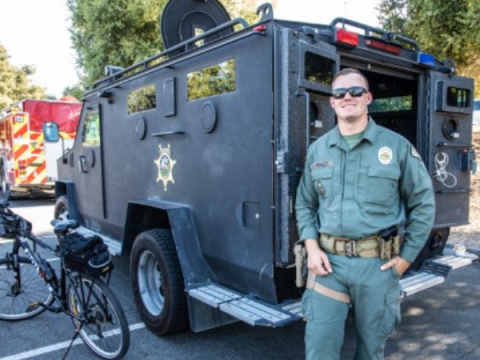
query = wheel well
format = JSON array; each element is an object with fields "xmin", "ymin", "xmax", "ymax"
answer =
[
  {"xmin": 122, "ymin": 203, "xmax": 171, "ymax": 256},
  {"xmin": 54, "ymin": 181, "xmax": 67, "ymax": 198}
]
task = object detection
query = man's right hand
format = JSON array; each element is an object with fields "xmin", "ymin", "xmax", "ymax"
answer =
[{"xmin": 304, "ymin": 239, "xmax": 333, "ymax": 276}]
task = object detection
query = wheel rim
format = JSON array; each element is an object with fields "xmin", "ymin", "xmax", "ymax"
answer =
[
  {"xmin": 57, "ymin": 206, "xmax": 69, "ymax": 221},
  {"xmin": 69, "ymin": 278, "xmax": 124, "ymax": 358},
  {"xmin": 0, "ymin": 258, "xmax": 54, "ymax": 320},
  {"xmin": 137, "ymin": 250, "xmax": 164, "ymax": 316}
]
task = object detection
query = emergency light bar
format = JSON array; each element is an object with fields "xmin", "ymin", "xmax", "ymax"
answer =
[
  {"xmin": 335, "ymin": 28, "xmax": 359, "ymax": 47},
  {"xmin": 365, "ymin": 39, "xmax": 401, "ymax": 55}
]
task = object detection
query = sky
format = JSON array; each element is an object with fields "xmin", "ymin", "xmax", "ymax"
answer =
[{"xmin": 0, "ymin": 0, "xmax": 380, "ymax": 99}]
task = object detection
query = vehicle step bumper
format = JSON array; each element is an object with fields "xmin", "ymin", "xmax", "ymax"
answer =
[
  {"xmin": 400, "ymin": 250, "xmax": 478, "ymax": 298},
  {"xmin": 188, "ymin": 251, "xmax": 477, "ymax": 327},
  {"xmin": 188, "ymin": 284, "xmax": 302, "ymax": 327}
]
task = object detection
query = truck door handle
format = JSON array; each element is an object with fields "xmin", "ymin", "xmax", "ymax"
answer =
[
  {"xmin": 78, "ymin": 155, "xmax": 88, "ymax": 173},
  {"xmin": 151, "ymin": 131, "xmax": 185, "ymax": 137}
]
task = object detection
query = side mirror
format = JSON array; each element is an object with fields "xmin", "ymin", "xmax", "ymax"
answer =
[{"xmin": 44, "ymin": 122, "xmax": 60, "ymax": 142}]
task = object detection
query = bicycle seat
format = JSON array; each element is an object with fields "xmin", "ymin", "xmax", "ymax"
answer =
[{"xmin": 51, "ymin": 220, "xmax": 80, "ymax": 234}]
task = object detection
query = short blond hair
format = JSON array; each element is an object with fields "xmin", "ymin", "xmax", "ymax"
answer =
[{"xmin": 332, "ymin": 68, "xmax": 369, "ymax": 91}]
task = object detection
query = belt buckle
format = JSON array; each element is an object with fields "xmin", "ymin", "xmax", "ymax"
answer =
[{"xmin": 345, "ymin": 240, "xmax": 356, "ymax": 256}]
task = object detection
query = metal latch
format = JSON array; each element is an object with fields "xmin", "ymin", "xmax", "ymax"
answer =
[{"xmin": 461, "ymin": 149, "xmax": 477, "ymax": 174}]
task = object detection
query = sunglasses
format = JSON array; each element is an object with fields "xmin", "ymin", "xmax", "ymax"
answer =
[{"xmin": 331, "ymin": 86, "xmax": 368, "ymax": 100}]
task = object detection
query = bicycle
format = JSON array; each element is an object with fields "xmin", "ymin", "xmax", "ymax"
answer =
[{"xmin": 0, "ymin": 193, "xmax": 130, "ymax": 359}]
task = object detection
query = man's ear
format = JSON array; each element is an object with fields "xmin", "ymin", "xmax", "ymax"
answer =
[
  {"xmin": 366, "ymin": 92, "xmax": 373, "ymax": 104},
  {"xmin": 329, "ymin": 97, "xmax": 335, "ymax": 108}
]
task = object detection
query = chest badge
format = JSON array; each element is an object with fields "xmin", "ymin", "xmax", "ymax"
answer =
[
  {"xmin": 378, "ymin": 147, "xmax": 393, "ymax": 165},
  {"xmin": 154, "ymin": 144, "xmax": 177, "ymax": 191}
]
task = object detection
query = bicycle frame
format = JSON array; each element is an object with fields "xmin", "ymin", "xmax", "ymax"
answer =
[
  {"xmin": 8, "ymin": 229, "xmax": 110, "ymax": 322},
  {"xmin": 0, "ymin": 194, "xmax": 130, "ymax": 360}
]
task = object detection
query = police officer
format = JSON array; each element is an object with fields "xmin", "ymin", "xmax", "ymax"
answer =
[{"xmin": 295, "ymin": 68, "xmax": 435, "ymax": 360}]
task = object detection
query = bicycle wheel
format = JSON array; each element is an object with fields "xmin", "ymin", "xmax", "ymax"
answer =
[
  {"xmin": 68, "ymin": 274, "xmax": 130, "ymax": 360},
  {"xmin": 0, "ymin": 256, "xmax": 54, "ymax": 320}
]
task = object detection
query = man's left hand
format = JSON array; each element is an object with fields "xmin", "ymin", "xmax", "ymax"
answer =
[{"xmin": 380, "ymin": 256, "xmax": 410, "ymax": 275}]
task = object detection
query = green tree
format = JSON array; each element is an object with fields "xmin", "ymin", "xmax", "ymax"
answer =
[
  {"xmin": 68, "ymin": 0, "xmax": 167, "ymax": 87},
  {"xmin": 62, "ymin": 84, "xmax": 85, "ymax": 101},
  {"xmin": 0, "ymin": 43, "xmax": 46, "ymax": 110},
  {"xmin": 377, "ymin": 0, "xmax": 480, "ymax": 97},
  {"xmin": 68, "ymin": 0, "xmax": 265, "ymax": 87}
]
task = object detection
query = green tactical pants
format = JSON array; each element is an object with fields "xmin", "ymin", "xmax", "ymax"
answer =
[{"xmin": 302, "ymin": 254, "xmax": 401, "ymax": 360}]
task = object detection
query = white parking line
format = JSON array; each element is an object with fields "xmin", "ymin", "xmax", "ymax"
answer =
[{"xmin": 0, "ymin": 322, "xmax": 145, "ymax": 360}]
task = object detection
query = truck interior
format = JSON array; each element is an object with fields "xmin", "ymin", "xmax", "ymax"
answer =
[{"xmin": 362, "ymin": 70, "xmax": 417, "ymax": 146}]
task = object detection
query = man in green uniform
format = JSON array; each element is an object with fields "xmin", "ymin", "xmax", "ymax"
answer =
[{"xmin": 295, "ymin": 68, "xmax": 435, "ymax": 360}]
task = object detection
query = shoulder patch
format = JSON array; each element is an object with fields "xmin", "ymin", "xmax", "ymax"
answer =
[{"xmin": 411, "ymin": 145, "xmax": 422, "ymax": 160}]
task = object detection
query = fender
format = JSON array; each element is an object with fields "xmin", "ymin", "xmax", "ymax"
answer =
[
  {"xmin": 54, "ymin": 180, "xmax": 83, "ymax": 223},
  {"xmin": 123, "ymin": 200, "xmax": 215, "ymax": 286}
]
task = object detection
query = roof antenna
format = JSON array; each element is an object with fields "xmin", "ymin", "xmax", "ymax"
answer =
[{"xmin": 342, "ymin": 0, "xmax": 347, "ymax": 28}]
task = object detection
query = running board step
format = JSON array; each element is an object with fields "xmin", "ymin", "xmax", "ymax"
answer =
[
  {"xmin": 76, "ymin": 227, "xmax": 122, "ymax": 256},
  {"xmin": 189, "ymin": 252, "xmax": 477, "ymax": 325},
  {"xmin": 188, "ymin": 284, "xmax": 302, "ymax": 327},
  {"xmin": 400, "ymin": 251, "xmax": 478, "ymax": 298}
]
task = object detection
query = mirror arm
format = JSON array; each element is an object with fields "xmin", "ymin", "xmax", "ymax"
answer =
[{"xmin": 60, "ymin": 134, "xmax": 67, "ymax": 164}]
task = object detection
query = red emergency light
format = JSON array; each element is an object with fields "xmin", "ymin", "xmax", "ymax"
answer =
[
  {"xmin": 365, "ymin": 39, "xmax": 402, "ymax": 55},
  {"xmin": 253, "ymin": 25, "xmax": 267, "ymax": 33},
  {"xmin": 336, "ymin": 28, "xmax": 359, "ymax": 47}
]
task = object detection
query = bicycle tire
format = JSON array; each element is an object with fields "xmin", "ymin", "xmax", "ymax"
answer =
[
  {"xmin": 68, "ymin": 274, "xmax": 130, "ymax": 360},
  {"xmin": 0, "ymin": 256, "xmax": 54, "ymax": 320}
]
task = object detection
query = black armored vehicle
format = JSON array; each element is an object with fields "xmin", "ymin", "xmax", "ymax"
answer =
[{"xmin": 46, "ymin": 0, "xmax": 478, "ymax": 334}]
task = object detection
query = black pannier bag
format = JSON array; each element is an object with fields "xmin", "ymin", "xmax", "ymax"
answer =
[{"xmin": 61, "ymin": 233, "xmax": 113, "ymax": 276}]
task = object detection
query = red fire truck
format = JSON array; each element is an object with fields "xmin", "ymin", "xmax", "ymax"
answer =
[{"xmin": 0, "ymin": 99, "xmax": 81, "ymax": 195}]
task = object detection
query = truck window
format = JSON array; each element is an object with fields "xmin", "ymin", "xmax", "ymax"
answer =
[
  {"xmin": 128, "ymin": 85, "xmax": 157, "ymax": 114},
  {"xmin": 83, "ymin": 110, "xmax": 101, "ymax": 147},
  {"xmin": 187, "ymin": 58, "xmax": 236, "ymax": 101},
  {"xmin": 446, "ymin": 87, "xmax": 470, "ymax": 108},
  {"xmin": 369, "ymin": 95, "xmax": 413, "ymax": 114},
  {"xmin": 304, "ymin": 51, "xmax": 334, "ymax": 86}
]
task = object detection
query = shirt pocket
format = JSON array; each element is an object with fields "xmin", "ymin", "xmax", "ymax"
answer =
[
  {"xmin": 311, "ymin": 167, "xmax": 334, "ymax": 207},
  {"xmin": 363, "ymin": 166, "xmax": 400, "ymax": 207}
]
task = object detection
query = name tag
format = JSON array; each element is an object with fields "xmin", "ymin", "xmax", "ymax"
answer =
[{"xmin": 310, "ymin": 160, "xmax": 333, "ymax": 170}]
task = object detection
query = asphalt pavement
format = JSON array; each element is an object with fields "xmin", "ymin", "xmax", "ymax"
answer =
[{"xmin": 0, "ymin": 199, "xmax": 479, "ymax": 360}]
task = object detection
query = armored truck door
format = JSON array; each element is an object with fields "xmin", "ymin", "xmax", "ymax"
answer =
[
  {"xmin": 76, "ymin": 104, "xmax": 105, "ymax": 223},
  {"xmin": 428, "ymin": 72, "xmax": 475, "ymax": 227},
  {"xmin": 275, "ymin": 27, "xmax": 339, "ymax": 265}
]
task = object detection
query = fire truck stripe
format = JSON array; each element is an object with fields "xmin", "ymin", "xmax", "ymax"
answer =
[
  {"xmin": 13, "ymin": 123, "xmax": 28, "ymax": 138},
  {"xmin": 30, "ymin": 133, "xmax": 44, "ymax": 155},
  {"xmin": 14, "ymin": 144, "xmax": 29, "ymax": 159},
  {"xmin": 23, "ymin": 163, "xmax": 47, "ymax": 184}
]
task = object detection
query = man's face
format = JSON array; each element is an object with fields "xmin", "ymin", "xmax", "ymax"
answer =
[{"xmin": 329, "ymin": 73, "xmax": 372, "ymax": 123}]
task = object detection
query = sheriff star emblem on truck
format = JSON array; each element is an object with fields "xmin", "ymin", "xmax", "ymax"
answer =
[{"xmin": 154, "ymin": 144, "xmax": 176, "ymax": 191}]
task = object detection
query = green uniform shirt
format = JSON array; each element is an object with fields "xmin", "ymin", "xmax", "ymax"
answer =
[{"xmin": 295, "ymin": 118, "xmax": 435, "ymax": 263}]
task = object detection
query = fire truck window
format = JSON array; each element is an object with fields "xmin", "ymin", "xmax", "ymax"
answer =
[
  {"xmin": 187, "ymin": 58, "xmax": 236, "ymax": 101},
  {"xmin": 369, "ymin": 95, "xmax": 412, "ymax": 114},
  {"xmin": 128, "ymin": 85, "xmax": 157, "ymax": 114},
  {"xmin": 446, "ymin": 87, "xmax": 470, "ymax": 108},
  {"xmin": 83, "ymin": 110, "xmax": 100, "ymax": 147},
  {"xmin": 304, "ymin": 52, "xmax": 334, "ymax": 86}
]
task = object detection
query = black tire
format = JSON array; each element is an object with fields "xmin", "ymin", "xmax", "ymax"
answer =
[
  {"xmin": 54, "ymin": 195, "xmax": 69, "ymax": 221},
  {"xmin": 0, "ymin": 256, "xmax": 54, "ymax": 320},
  {"xmin": 130, "ymin": 229, "xmax": 188, "ymax": 335},
  {"xmin": 68, "ymin": 274, "xmax": 130, "ymax": 360}
]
